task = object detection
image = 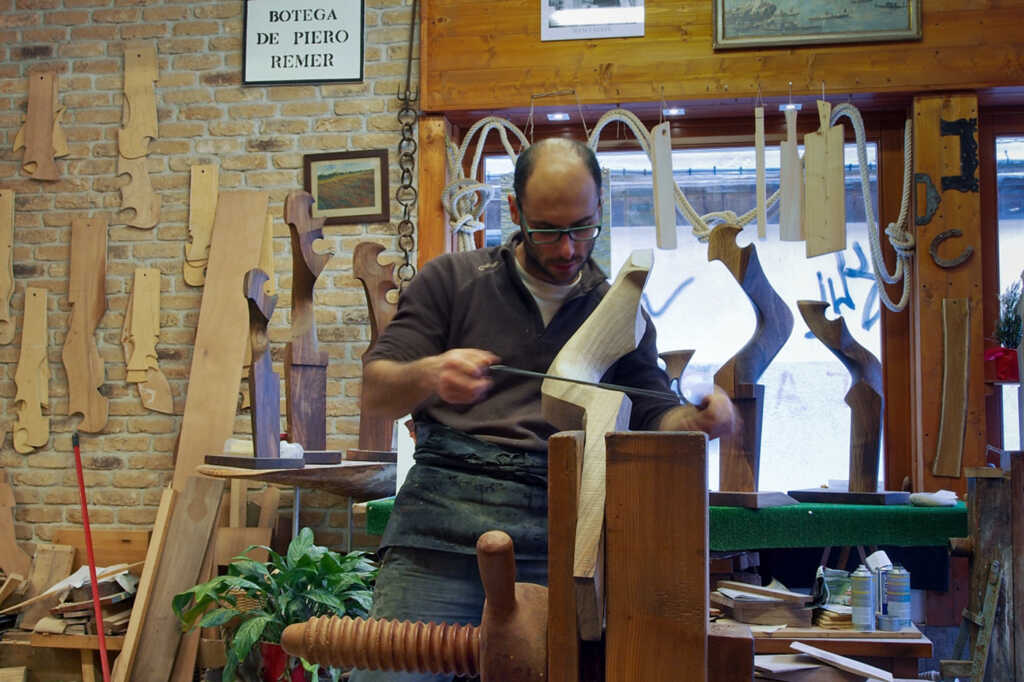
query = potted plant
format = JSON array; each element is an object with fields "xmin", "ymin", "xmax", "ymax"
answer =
[
  {"xmin": 173, "ymin": 527, "xmax": 377, "ymax": 682},
  {"xmin": 986, "ymin": 281, "xmax": 1022, "ymax": 382}
]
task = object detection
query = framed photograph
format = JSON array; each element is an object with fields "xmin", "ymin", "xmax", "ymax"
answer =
[
  {"xmin": 303, "ymin": 150, "xmax": 390, "ymax": 225},
  {"xmin": 243, "ymin": 1, "xmax": 364, "ymax": 85},
  {"xmin": 542, "ymin": 0, "xmax": 645, "ymax": 42},
  {"xmin": 713, "ymin": 0, "xmax": 921, "ymax": 50}
]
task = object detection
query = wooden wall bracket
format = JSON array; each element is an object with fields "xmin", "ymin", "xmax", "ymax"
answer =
[
  {"xmin": 283, "ymin": 191, "xmax": 332, "ymax": 451},
  {"xmin": 0, "ymin": 189, "xmax": 14, "ymax": 344},
  {"xmin": 12, "ymin": 70, "xmax": 67, "ymax": 181},
  {"xmin": 121, "ymin": 267, "xmax": 172, "ymax": 414},
  {"xmin": 14, "ymin": 287, "xmax": 49, "ymax": 453},
  {"xmin": 353, "ymin": 241, "xmax": 398, "ymax": 452},
  {"xmin": 63, "ymin": 216, "xmax": 108, "ymax": 433}
]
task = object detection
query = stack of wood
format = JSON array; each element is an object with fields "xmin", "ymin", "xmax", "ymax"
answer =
[
  {"xmin": 813, "ymin": 606, "xmax": 854, "ymax": 630},
  {"xmin": 754, "ymin": 642, "xmax": 895, "ymax": 681},
  {"xmin": 33, "ymin": 572, "xmax": 137, "ymax": 637},
  {"xmin": 711, "ymin": 579, "xmax": 814, "ymax": 628}
]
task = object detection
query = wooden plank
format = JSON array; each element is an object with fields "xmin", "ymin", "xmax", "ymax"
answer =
[
  {"xmin": 0, "ymin": 189, "xmax": 13, "ymax": 345},
  {"xmin": 62, "ymin": 216, "xmax": 108, "ymax": 433},
  {"xmin": 194, "ymin": 461, "xmax": 395, "ymax": 501},
  {"xmin": 172, "ymin": 191, "xmax": 267, "ymax": 491},
  {"xmin": 214, "ymin": 527, "xmax": 271, "ymax": 566},
  {"xmin": 0, "ymin": 472, "xmax": 31, "ymax": 578},
  {"xmin": 650, "ymin": 121, "xmax": 677, "ymax": 249},
  {"xmin": 0, "ymin": 574, "xmax": 24, "ymax": 606},
  {"xmin": 754, "ymin": 105, "xmax": 767, "ymax": 239},
  {"xmin": 129, "ymin": 476, "xmax": 224, "ymax": 682},
  {"xmin": 417, "ymin": 115, "xmax": 452, "ymax": 268},
  {"xmin": 804, "ymin": 100, "xmax": 846, "ymax": 258},
  {"xmin": 710, "ymin": 592, "xmax": 812, "ymax": 627},
  {"xmin": 715, "ymin": 581, "xmax": 811, "ymax": 605},
  {"xmin": 778, "ymin": 107, "xmax": 804, "ymax": 242},
  {"xmin": 50, "ymin": 529, "xmax": 149, "ymax": 570},
  {"xmin": 708, "ymin": 621, "xmax": 754, "ymax": 682},
  {"xmin": 168, "ymin": 514, "xmax": 218, "ymax": 682},
  {"xmin": 28, "ymin": 633, "xmax": 124, "ymax": 651},
  {"xmin": 184, "ymin": 163, "xmax": 218, "ymax": 286},
  {"xmin": 790, "ymin": 642, "xmax": 892, "ymax": 681},
  {"xmin": 14, "ymin": 70, "xmax": 60, "ymax": 180},
  {"xmin": 758, "ymin": 626, "xmax": 922, "ymax": 640},
  {"xmin": 13, "ymin": 287, "xmax": 49, "ymax": 454},
  {"xmin": 910, "ymin": 93, "xmax": 985, "ymax": 497},
  {"xmin": 606, "ymin": 432, "xmax": 708, "ymax": 682},
  {"xmin": 17, "ymin": 545, "xmax": 75, "ymax": 631},
  {"xmin": 933, "ymin": 298, "xmax": 971, "ymax": 477},
  {"xmin": 547, "ymin": 431, "xmax": 582, "ymax": 682}
]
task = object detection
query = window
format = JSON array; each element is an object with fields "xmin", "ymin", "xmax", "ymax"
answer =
[
  {"xmin": 485, "ymin": 142, "xmax": 883, "ymax": 492},
  {"xmin": 996, "ymin": 136, "xmax": 1024, "ymax": 450}
]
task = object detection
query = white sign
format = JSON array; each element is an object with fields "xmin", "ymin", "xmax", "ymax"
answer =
[
  {"xmin": 541, "ymin": 1, "xmax": 645, "ymax": 42},
  {"xmin": 244, "ymin": 1, "xmax": 364, "ymax": 85}
]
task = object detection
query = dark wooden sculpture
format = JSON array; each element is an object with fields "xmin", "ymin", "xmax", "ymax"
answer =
[
  {"xmin": 793, "ymin": 301, "xmax": 906, "ymax": 504},
  {"xmin": 246, "ymin": 269, "xmax": 280, "ymax": 460},
  {"xmin": 708, "ymin": 224, "xmax": 794, "ymax": 507},
  {"xmin": 281, "ymin": 530, "xmax": 547, "ymax": 682},
  {"xmin": 284, "ymin": 191, "xmax": 332, "ymax": 451},
  {"xmin": 353, "ymin": 241, "xmax": 398, "ymax": 453}
]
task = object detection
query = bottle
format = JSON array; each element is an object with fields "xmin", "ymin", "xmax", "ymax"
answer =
[
  {"xmin": 851, "ymin": 564, "xmax": 876, "ymax": 631},
  {"xmin": 886, "ymin": 564, "xmax": 911, "ymax": 627}
]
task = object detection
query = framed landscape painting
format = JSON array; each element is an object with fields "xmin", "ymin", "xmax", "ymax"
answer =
[
  {"xmin": 303, "ymin": 149, "xmax": 389, "ymax": 225},
  {"xmin": 713, "ymin": 0, "xmax": 921, "ymax": 50}
]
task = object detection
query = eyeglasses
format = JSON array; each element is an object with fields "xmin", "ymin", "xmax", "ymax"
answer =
[{"xmin": 523, "ymin": 223, "xmax": 602, "ymax": 245}]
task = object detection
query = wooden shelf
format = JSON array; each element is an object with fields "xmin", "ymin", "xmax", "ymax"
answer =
[{"xmin": 195, "ymin": 461, "xmax": 395, "ymax": 501}]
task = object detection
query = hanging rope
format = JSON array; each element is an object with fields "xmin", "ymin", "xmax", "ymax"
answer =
[{"xmin": 829, "ymin": 103, "xmax": 914, "ymax": 312}]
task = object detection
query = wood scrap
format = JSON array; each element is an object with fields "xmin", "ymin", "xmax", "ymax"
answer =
[
  {"xmin": 0, "ymin": 471, "xmax": 31, "ymax": 578},
  {"xmin": 117, "ymin": 42, "xmax": 158, "ymax": 160},
  {"xmin": 51, "ymin": 529, "xmax": 149, "ymax": 571},
  {"xmin": 933, "ymin": 297, "xmax": 970, "ymax": 477},
  {"xmin": 755, "ymin": 654, "xmax": 867, "ymax": 682},
  {"xmin": 755, "ymin": 105, "xmax": 767, "ymax": 238},
  {"xmin": 0, "ymin": 667, "xmax": 27, "ymax": 682},
  {"xmin": 716, "ymin": 580, "xmax": 811, "ymax": 604},
  {"xmin": 712, "ymin": 591, "xmax": 812, "ymax": 627},
  {"xmin": 0, "ymin": 189, "xmax": 14, "ymax": 344},
  {"xmin": 172, "ymin": 191, "xmax": 267, "ymax": 492},
  {"xmin": 12, "ymin": 70, "xmax": 66, "ymax": 181},
  {"xmin": 779, "ymin": 106, "xmax": 804, "ymax": 242},
  {"xmin": 184, "ymin": 164, "xmax": 219, "ymax": 286},
  {"xmin": 0, "ymin": 574, "xmax": 25, "ymax": 606},
  {"xmin": 121, "ymin": 267, "xmax": 172, "ymax": 413},
  {"xmin": 790, "ymin": 641, "xmax": 892, "ymax": 681},
  {"xmin": 62, "ymin": 216, "xmax": 108, "ymax": 433},
  {"xmin": 804, "ymin": 100, "xmax": 846, "ymax": 258},
  {"xmin": 14, "ymin": 544, "xmax": 75, "ymax": 630},
  {"xmin": 13, "ymin": 287, "xmax": 49, "ymax": 453}
]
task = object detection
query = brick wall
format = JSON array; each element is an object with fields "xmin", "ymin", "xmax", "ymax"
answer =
[{"xmin": 0, "ymin": 0, "xmax": 418, "ymax": 553}]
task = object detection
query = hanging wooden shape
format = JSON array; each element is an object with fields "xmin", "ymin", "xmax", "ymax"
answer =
[
  {"xmin": 184, "ymin": 164, "xmax": 218, "ymax": 286},
  {"xmin": 779, "ymin": 107, "xmax": 804, "ymax": 242},
  {"xmin": 12, "ymin": 70, "xmax": 67, "ymax": 181},
  {"xmin": 804, "ymin": 100, "xmax": 846, "ymax": 257},
  {"xmin": 0, "ymin": 189, "xmax": 14, "ymax": 344},
  {"xmin": 121, "ymin": 267, "xmax": 172, "ymax": 414},
  {"xmin": 13, "ymin": 287, "xmax": 49, "ymax": 453},
  {"xmin": 284, "ymin": 191, "xmax": 333, "ymax": 451},
  {"xmin": 650, "ymin": 122, "xmax": 677, "ymax": 250},
  {"xmin": 118, "ymin": 155, "xmax": 161, "ymax": 229},
  {"xmin": 353, "ymin": 241, "xmax": 398, "ymax": 452},
  {"xmin": 755, "ymin": 105, "xmax": 767, "ymax": 239},
  {"xmin": 63, "ymin": 216, "xmax": 108, "ymax": 433},
  {"xmin": 118, "ymin": 42, "xmax": 158, "ymax": 160}
]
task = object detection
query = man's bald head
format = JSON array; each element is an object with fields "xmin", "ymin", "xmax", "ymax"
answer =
[{"xmin": 513, "ymin": 138, "xmax": 601, "ymax": 207}]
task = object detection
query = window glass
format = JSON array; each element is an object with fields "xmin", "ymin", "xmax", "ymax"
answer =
[
  {"xmin": 997, "ymin": 136, "xmax": 1024, "ymax": 450},
  {"xmin": 484, "ymin": 143, "xmax": 882, "ymax": 492}
]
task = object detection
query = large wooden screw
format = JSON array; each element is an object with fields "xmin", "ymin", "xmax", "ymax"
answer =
[{"xmin": 281, "ymin": 530, "xmax": 548, "ymax": 681}]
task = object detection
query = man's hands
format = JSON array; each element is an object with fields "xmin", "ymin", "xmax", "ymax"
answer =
[
  {"xmin": 658, "ymin": 385, "xmax": 738, "ymax": 440},
  {"xmin": 435, "ymin": 348, "xmax": 499, "ymax": 404}
]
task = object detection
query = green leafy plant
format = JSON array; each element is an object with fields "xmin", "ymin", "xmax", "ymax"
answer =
[
  {"xmin": 173, "ymin": 527, "xmax": 377, "ymax": 682},
  {"xmin": 996, "ymin": 280, "xmax": 1023, "ymax": 349}
]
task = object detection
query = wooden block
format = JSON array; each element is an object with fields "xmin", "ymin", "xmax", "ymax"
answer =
[
  {"xmin": 547, "ymin": 431, "xmax": 582, "ymax": 682},
  {"xmin": 17, "ymin": 544, "xmax": 75, "ymax": 630},
  {"xmin": 173, "ymin": 191, "xmax": 268, "ymax": 492},
  {"xmin": 606, "ymin": 432, "xmax": 708, "ymax": 682},
  {"xmin": 111, "ymin": 487, "xmax": 174, "ymax": 682},
  {"xmin": 50, "ymin": 529, "xmax": 149, "ymax": 570},
  {"xmin": 184, "ymin": 164, "xmax": 218, "ymax": 286},
  {"xmin": 708, "ymin": 621, "xmax": 754, "ymax": 682},
  {"xmin": 709, "ymin": 490, "xmax": 798, "ymax": 508},
  {"xmin": 933, "ymin": 298, "xmax": 970, "ymax": 477},
  {"xmin": 0, "ymin": 190, "xmax": 14, "ymax": 345},
  {"xmin": 62, "ymin": 216, "xmax": 108, "ymax": 433},
  {"xmin": 0, "ymin": 667, "xmax": 27, "ymax": 682},
  {"xmin": 790, "ymin": 642, "xmax": 892, "ymax": 681},
  {"xmin": 711, "ymin": 592, "xmax": 812, "ymax": 627},
  {"xmin": 117, "ymin": 42, "xmax": 158, "ymax": 160},
  {"xmin": 779, "ymin": 107, "xmax": 804, "ymax": 242},
  {"xmin": 29, "ymin": 633, "xmax": 124, "ymax": 650},
  {"xmin": 651, "ymin": 121, "xmax": 677, "ymax": 249},
  {"xmin": 804, "ymin": 100, "xmax": 846, "ymax": 258},
  {"xmin": 0, "ymin": 574, "xmax": 24, "ymax": 606},
  {"xmin": 129, "ymin": 476, "xmax": 224, "ymax": 682},
  {"xmin": 13, "ymin": 287, "xmax": 49, "ymax": 454}
]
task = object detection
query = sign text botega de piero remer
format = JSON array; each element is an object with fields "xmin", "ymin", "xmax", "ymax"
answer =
[{"xmin": 244, "ymin": 1, "xmax": 364, "ymax": 85}]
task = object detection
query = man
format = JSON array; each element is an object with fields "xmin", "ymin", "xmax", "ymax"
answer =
[{"xmin": 354, "ymin": 137, "xmax": 734, "ymax": 682}]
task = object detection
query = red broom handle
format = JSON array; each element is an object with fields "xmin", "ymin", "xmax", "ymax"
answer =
[{"xmin": 72, "ymin": 432, "xmax": 111, "ymax": 682}]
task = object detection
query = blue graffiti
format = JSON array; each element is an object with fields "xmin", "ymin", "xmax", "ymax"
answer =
[
  {"xmin": 642, "ymin": 276, "xmax": 695, "ymax": 317},
  {"xmin": 806, "ymin": 241, "xmax": 880, "ymax": 338}
]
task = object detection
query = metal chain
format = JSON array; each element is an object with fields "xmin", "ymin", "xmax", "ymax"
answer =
[{"xmin": 395, "ymin": 0, "xmax": 419, "ymax": 288}]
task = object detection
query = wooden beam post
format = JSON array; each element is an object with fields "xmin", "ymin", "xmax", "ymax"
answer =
[
  {"xmin": 911, "ymin": 93, "xmax": 986, "ymax": 496},
  {"xmin": 417, "ymin": 115, "xmax": 451, "ymax": 268}
]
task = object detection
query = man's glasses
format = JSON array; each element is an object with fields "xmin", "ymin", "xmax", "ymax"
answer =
[{"xmin": 523, "ymin": 224, "xmax": 602, "ymax": 245}]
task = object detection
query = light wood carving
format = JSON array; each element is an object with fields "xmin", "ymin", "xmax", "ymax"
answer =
[
  {"xmin": 354, "ymin": 241, "xmax": 398, "ymax": 451},
  {"xmin": 650, "ymin": 122, "xmax": 677, "ymax": 250},
  {"xmin": 779, "ymin": 107, "xmax": 804, "ymax": 242},
  {"xmin": 709, "ymin": 224, "xmax": 793, "ymax": 492},
  {"xmin": 184, "ymin": 164, "xmax": 218, "ymax": 286},
  {"xmin": 798, "ymin": 300, "xmax": 883, "ymax": 493},
  {"xmin": 804, "ymin": 100, "xmax": 846, "ymax": 257},
  {"xmin": 62, "ymin": 216, "xmax": 108, "ymax": 433},
  {"xmin": 14, "ymin": 287, "xmax": 49, "ymax": 453},
  {"xmin": 0, "ymin": 471, "xmax": 31, "ymax": 578},
  {"xmin": 12, "ymin": 70, "xmax": 67, "ymax": 181},
  {"xmin": 118, "ymin": 42, "xmax": 158, "ymax": 160},
  {"xmin": 659, "ymin": 349, "xmax": 695, "ymax": 390},
  {"xmin": 245, "ymin": 268, "xmax": 280, "ymax": 460},
  {"xmin": 284, "ymin": 191, "xmax": 333, "ymax": 451},
  {"xmin": 755, "ymin": 105, "xmax": 767, "ymax": 239},
  {"xmin": 541, "ymin": 248, "xmax": 652, "ymax": 641},
  {"xmin": 121, "ymin": 267, "xmax": 172, "ymax": 413},
  {"xmin": 118, "ymin": 155, "xmax": 161, "ymax": 229},
  {"xmin": 0, "ymin": 190, "xmax": 14, "ymax": 344},
  {"xmin": 933, "ymin": 297, "xmax": 971, "ymax": 477},
  {"xmin": 172, "ymin": 191, "xmax": 268, "ymax": 492}
]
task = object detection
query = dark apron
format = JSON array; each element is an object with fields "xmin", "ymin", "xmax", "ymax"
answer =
[{"xmin": 381, "ymin": 421, "xmax": 549, "ymax": 560}]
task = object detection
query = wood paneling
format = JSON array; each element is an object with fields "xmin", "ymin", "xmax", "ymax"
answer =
[{"xmin": 421, "ymin": 1, "xmax": 1024, "ymax": 113}]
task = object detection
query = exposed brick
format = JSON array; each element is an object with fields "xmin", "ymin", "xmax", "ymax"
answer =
[
  {"xmin": 172, "ymin": 20, "xmax": 218, "ymax": 36},
  {"xmin": 208, "ymin": 120, "xmax": 254, "ymax": 136},
  {"xmin": 121, "ymin": 23, "xmax": 166, "ymax": 40},
  {"xmin": 172, "ymin": 53, "xmax": 221, "ymax": 71},
  {"xmin": 12, "ymin": 46, "xmax": 53, "ymax": 60},
  {"xmin": 92, "ymin": 8, "xmax": 139, "ymax": 23},
  {"xmin": 247, "ymin": 137, "xmax": 292, "ymax": 152}
]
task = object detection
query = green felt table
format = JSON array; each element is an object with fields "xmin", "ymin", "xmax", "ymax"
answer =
[{"xmin": 365, "ymin": 498, "xmax": 967, "ymax": 551}]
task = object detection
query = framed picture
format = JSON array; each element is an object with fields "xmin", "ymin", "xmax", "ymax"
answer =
[
  {"xmin": 542, "ymin": 0, "xmax": 645, "ymax": 42},
  {"xmin": 243, "ymin": 1, "xmax": 364, "ymax": 85},
  {"xmin": 713, "ymin": 0, "xmax": 921, "ymax": 50},
  {"xmin": 303, "ymin": 150, "xmax": 390, "ymax": 225}
]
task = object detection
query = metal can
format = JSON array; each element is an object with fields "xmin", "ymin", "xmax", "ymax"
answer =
[
  {"xmin": 875, "ymin": 566, "xmax": 890, "ymax": 615},
  {"xmin": 886, "ymin": 564, "xmax": 912, "ymax": 626},
  {"xmin": 851, "ymin": 564, "xmax": 876, "ymax": 631}
]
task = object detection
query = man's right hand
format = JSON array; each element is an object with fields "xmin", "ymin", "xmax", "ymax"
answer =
[{"xmin": 435, "ymin": 348, "xmax": 500, "ymax": 404}]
